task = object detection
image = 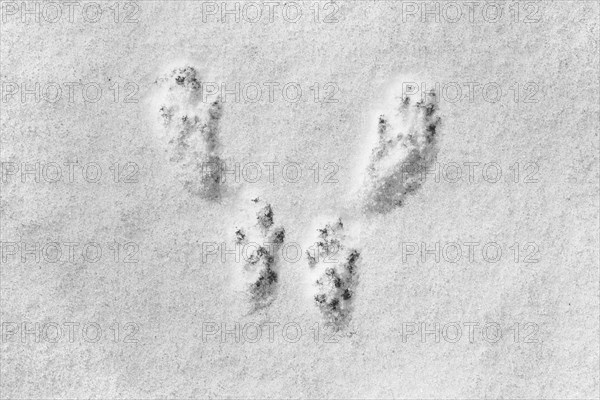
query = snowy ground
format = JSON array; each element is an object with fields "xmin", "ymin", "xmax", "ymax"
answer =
[{"xmin": 1, "ymin": 1, "xmax": 599, "ymax": 398}]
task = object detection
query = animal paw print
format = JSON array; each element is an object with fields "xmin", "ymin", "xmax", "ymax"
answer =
[
  {"xmin": 234, "ymin": 198, "xmax": 285, "ymax": 312},
  {"xmin": 153, "ymin": 66, "xmax": 224, "ymax": 199},
  {"xmin": 363, "ymin": 89, "xmax": 441, "ymax": 213},
  {"xmin": 307, "ymin": 218, "xmax": 360, "ymax": 327}
]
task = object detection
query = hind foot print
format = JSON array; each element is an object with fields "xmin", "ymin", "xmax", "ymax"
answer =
[
  {"xmin": 151, "ymin": 65, "xmax": 224, "ymax": 199},
  {"xmin": 234, "ymin": 198, "xmax": 285, "ymax": 312},
  {"xmin": 362, "ymin": 88, "xmax": 441, "ymax": 213},
  {"xmin": 306, "ymin": 218, "xmax": 360, "ymax": 328}
]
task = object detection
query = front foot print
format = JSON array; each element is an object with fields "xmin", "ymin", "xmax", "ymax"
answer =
[
  {"xmin": 234, "ymin": 197, "xmax": 285, "ymax": 312},
  {"xmin": 306, "ymin": 218, "xmax": 360, "ymax": 329}
]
